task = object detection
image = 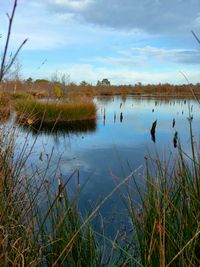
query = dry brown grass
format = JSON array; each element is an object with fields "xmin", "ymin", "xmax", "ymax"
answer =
[
  {"xmin": 0, "ymin": 92, "xmax": 11, "ymax": 121},
  {"xmin": 2, "ymin": 80, "xmax": 200, "ymax": 99}
]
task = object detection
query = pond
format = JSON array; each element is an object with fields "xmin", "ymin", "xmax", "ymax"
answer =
[{"xmin": 12, "ymin": 95, "xmax": 200, "ymax": 235}]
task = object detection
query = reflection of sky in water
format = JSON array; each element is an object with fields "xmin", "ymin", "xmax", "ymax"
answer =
[{"xmin": 12, "ymin": 96, "xmax": 200, "ymax": 231}]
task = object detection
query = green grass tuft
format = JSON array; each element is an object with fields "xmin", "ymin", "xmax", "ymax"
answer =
[{"xmin": 127, "ymin": 143, "xmax": 200, "ymax": 266}]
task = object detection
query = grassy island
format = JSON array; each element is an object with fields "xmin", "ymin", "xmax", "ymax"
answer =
[{"xmin": 15, "ymin": 97, "xmax": 97, "ymax": 127}]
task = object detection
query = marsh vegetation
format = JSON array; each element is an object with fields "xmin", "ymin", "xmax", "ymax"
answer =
[
  {"xmin": 0, "ymin": 1, "xmax": 200, "ymax": 266},
  {"xmin": 0, "ymin": 95, "xmax": 200, "ymax": 266}
]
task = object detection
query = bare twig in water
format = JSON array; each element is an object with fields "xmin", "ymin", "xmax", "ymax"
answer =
[
  {"xmin": 173, "ymin": 131, "xmax": 178, "ymax": 148},
  {"xmin": 150, "ymin": 120, "xmax": 157, "ymax": 143},
  {"xmin": 172, "ymin": 118, "xmax": 175, "ymax": 128}
]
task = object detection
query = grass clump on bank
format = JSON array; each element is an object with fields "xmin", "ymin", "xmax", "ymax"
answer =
[
  {"xmin": 127, "ymin": 141, "xmax": 200, "ymax": 266},
  {"xmin": 0, "ymin": 126, "xmax": 133, "ymax": 266},
  {"xmin": 15, "ymin": 97, "xmax": 97, "ymax": 126},
  {"xmin": 0, "ymin": 128, "xmax": 39, "ymax": 265},
  {"xmin": 0, "ymin": 126, "xmax": 102, "ymax": 266}
]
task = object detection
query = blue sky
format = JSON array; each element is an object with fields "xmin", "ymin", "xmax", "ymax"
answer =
[{"xmin": 1, "ymin": 0, "xmax": 200, "ymax": 84}]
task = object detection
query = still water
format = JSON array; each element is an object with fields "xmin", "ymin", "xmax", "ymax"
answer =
[{"xmin": 13, "ymin": 96, "xmax": 200, "ymax": 232}]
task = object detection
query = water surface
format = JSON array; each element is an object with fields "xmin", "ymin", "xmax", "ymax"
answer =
[{"xmin": 14, "ymin": 96, "xmax": 200, "ymax": 233}]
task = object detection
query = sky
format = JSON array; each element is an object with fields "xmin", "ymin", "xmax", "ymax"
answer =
[{"xmin": 1, "ymin": 0, "xmax": 200, "ymax": 85}]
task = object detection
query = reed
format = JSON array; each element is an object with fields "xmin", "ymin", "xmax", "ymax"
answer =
[
  {"xmin": 0, "ymin": 92, "xmax": 11, "ymax": 120},
  {"xmin": 0, "ymin": 125, "xmax": 103, "ymax": 266},
  {"xmin": 35, "ymin": 176, "xmax": 103, "ymax": 266},
  {"xmin": 126, "ymin": 136, "xmax": 200, "ymax": 266},
  {"xmin": 0, "ymin": 123, "xmax": 135, "ymax": 266},
  {"xmin": 0, "ymin": 126, "xmax": 39, "ymax": 265}
]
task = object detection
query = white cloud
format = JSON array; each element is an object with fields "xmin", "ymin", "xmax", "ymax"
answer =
[
  {"xmin": 33, "ymin": 63, "xmax": 200, "ymax": 85},
  {"xmin": 131, "ymin": 46, "xmax": 200, "ymax": 64},
  {"xmin": 48, "ymin": 0, "xmax": 93, "ymax": 10},
  {"xmin": 2, "ymin": 1, "xmax": 200, "ymax": 85},
  {"xmin": 81, "ymin": 46, "xmax": 200, "ymax": 68},
  {"xmin": 81, "ymin": 55, "xmax": 147, "ymax": 67},
  {"xmin": 0, "ymin": 1, "xmax": 91, "ymax": 51}
]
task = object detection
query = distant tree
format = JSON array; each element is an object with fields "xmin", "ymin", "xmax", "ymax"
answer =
[
  {"xmin": 60, "ymin": 73, "xmax": 70, "ymax": 86},
  {"xmin": 68, "ymin": 82, "xmax": 77, "ymax": 86},
  {"xmin": 51, "ymin": 71, "xmax": 70, "ymax": 86},
  {"xmin": 96, "ymin": 80, "xmax": 101, "ymax": 86},
  {"xmin": 101, "ymin": 78, "xmax": 111, "ymax": 86},
  {"xmin": 96, "ymin": 78, "xmax": 111, "ymax": 86},
  {"xmin": 80, "ymin": 81, "xmax": 91, "ymax": 86},
  {"xmin": 80, "ymin": 81, "xmax": 86, "ymax": 86},
  {"xmin": 26, "ymin": 77, "xmax": 33, "ymax": 84},
  {"xmin": 51, "ymin": 71, "xmax": 70, "ymax": 97}
]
